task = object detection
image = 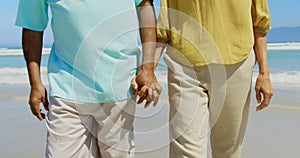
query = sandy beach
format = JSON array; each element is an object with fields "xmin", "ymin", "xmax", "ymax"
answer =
[
  {"xmin": 1, "ymin": 84, "xmax": 300, "ymax": 158},
  {"xmin": 1, "ymin": 0, "xmax": 300, "ymax": 156}
]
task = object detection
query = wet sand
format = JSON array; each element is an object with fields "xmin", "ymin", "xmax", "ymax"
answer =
[{"xmin": 1, "ymin": 85, "xmax": 300, "ymax": 158}]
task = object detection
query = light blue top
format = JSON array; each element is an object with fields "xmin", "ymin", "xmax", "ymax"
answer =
[{"xmin": 16, "ymin": 0, "xmax": 143, "ymax": 103}]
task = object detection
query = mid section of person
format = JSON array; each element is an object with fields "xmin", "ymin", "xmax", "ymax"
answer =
[
  {"xmin": 156, "ymin": 0, "xmax": 273, "ymax": 157},
  {"xmin": 16, "ymin": 0, "xmax": 158, "ymax": 157}
]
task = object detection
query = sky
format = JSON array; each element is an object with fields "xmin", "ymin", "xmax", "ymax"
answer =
[{"xmin": 0, "ymin": 0, "xmax": 300, "ymax": 47}]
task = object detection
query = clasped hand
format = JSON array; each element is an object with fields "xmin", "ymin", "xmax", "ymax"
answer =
[{"xmin": 131, "ymin": 68, "xmax": 162, "ymax": 108}]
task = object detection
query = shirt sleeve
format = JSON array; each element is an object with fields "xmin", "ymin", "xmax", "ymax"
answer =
[
  {"xmin": 135, "ymin": 0, "xmax": 143, "ymax": 7},
  {"xmin": 157, "ymin": 0, "xmax": 169, "ymax": 44},
  {"xmin": 15, "ymin": 0, "xmax": 49, "ymax": 31},
  {"xmin": 251, "ymin": 0, "xmax": 271, "ymax": 34}
]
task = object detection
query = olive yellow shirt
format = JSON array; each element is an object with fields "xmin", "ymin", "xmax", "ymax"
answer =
[{"xmin": 157, "ymin": 0, "xmax": 271, "ymax": 66}]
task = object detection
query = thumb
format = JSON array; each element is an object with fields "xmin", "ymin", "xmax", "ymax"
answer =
[
  {"xmin": 131, "ymin": 77, "xmax": 138, "ymax": 100},
  {"xmin": 42, "ymin": 89, "xmax": 49, "ymax": 111},
  {"xmin": 255, "ymin": 88, "xmax": 261, "ymax": 103}
]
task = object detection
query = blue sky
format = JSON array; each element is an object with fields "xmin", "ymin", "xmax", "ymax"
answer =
[{"xmin": 0, "ymin": 0, "xmax": 299, "ymax": 47}]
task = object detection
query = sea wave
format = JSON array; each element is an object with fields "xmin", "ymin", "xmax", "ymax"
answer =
[
  {"xmin": 0, "ymin": 67, "xmax": 48, "ymax": 85},
  {"xmin": 267, "ymin": 42, "xmax": 300, "ymax": 50},
  {"xmin": 0, "ymin": 42, "xmax": 299, "ymax": 56},
  {"xmin": 0, "ymin": 48, "xmax": 51, "ymax": 56},
  {"xmin": 1, "ymin": 67, "xmax": 299, "ymax": 87},
  {"xmin": 253, "ymin": 71, "xmax": 300, "ymax": 87}
]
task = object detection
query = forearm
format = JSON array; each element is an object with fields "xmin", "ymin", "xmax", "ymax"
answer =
[
  {"xmin": 253, "ymin": 32, "xmax": 273, "ymax": 111},
  {"xmin": 154, "ymin": 43, "xmax": 166, "ymax": 68},
  {"xmin": 253, "ymin": 32, "xmax": 270, "ymax": 74},
  {"xmin": 22, "ymin": 28, "xmax": 44, "ymax": 86},
  {"xmin": 137, "ymin": 0, "xmax": 156, "ymax": 71}
]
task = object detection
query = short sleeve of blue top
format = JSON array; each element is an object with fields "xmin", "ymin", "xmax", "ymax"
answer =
[{"xmin": 16, "ymin": 0, "xmax": 144, "ymax": 103}]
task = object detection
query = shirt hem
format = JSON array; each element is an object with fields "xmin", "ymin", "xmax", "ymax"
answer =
[
  {"xmin": 166, "ymin": 48, "xmax": 253, "ymax": 67},
  {"xmin": 49, "ymin": 93, "xmax": 132, "ymax": 103}
]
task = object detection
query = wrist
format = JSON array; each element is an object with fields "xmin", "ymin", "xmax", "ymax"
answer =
[
  {"xmin": 258, "ymin": 64, "xmax": 270, "ymax": 75},
  {"xmin": 30, "ymin": 80, "xmax": 43, "ymax": 88},
  {"xmin": 258, "ymin": 69, "xmax": 270, "ymax": 75},
  {"xmin": 140, "ymin": 63, "xmax": 155, "ymax": 71}
]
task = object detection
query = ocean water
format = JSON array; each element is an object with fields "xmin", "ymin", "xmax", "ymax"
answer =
[
  {"xmin": 0, "ymin": 43, "xmax": 299, "ymax": 106},
  {"xmin": 0, "ymin": 43, "xmax": 300, "ymax": 158},
  {"xmin": 255, "ymin": 43, "xmax": 300, "ymax": 87}
]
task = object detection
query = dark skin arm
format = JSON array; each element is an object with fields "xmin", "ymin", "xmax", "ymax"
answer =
[
  {"xmin": 253, "ymin": 32, "xmax": 273, "ymax": 111},
  {"xmin": 131, "ymin": 0, "xmax": 162, "ymax": 108},
  {"xmin": 22, "ymin": 28, "xmax": 49, "ymax": 120}
]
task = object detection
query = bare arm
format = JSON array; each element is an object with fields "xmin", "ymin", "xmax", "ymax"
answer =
[
  {"xmin": 131, "ymin": 0, "xmax": 161, "ymax": 108},
  {"xmin": 22, "ymin": 28, "xmax": 48, "ymax": 120},
  {"xmin": 253, "ymin": 32, "xmax": 273, "ymax": 111},
  {"xmin": 154, "ymin": 43, "xmax": 166, "ymax": 68},
  {"xmin": 138, "ymin": 0, "xmax": 156, "ymax": 70}
]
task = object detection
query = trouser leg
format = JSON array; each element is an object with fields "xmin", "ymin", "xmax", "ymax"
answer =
[
  {"xmin": 210, "ymin": 51, "xmax": 255, "ymax": 158},
  {"xmin": 46, "ymin": 97, "xmax": 135, "ymax": 158},
  {"xmin": 165, "ymin": 54, "xmax": 210, "ymax": 158},
  {"xmin": 77, "ymin": 99, "xmax": 135, "ymax": 158},
  {"xmin": 46, "ymin": 97, "xmax": 100, "ymax": 158}
]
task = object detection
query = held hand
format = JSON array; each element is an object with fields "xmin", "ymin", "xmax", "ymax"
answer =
[
  {"xmin": 131, "ymin": 69, "xmax": 162, "ymax": 108},
  {"xmin": 131, "ymin": 77, "xmax": 154, "ymax": 107},
  {"xmin": 29, "ymin": 84, "xmax": 49, "ymax": 120},
  {"xmin": 255, "ymin": 73, "xmax": 273, "ymax": 111}
]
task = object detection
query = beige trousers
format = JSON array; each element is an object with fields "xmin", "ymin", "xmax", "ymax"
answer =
[
  {"xmin": 164, "ymin": 51, "xmax": 255, "ymax": 158},
  {"xmin": 46, "ymin": 97, "xmax": 135, "ymax": 158}
]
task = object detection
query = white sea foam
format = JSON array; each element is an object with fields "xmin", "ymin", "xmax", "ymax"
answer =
[
  {"xmin": 0, "ymin": 43, "xmax": 299, "ymax": 56},
  {"xmin": 0, "ymin": 67, "xmax": 48, "ymax": 85},
  {"xmin": 253, "ymin": 71, "xmax": 300, "ymax": 87},
  {"xmin": 155, "ymin": 70, "xmax": 300, "ymax": 87},
  {"xmin": 0, "ymin": 48, "xmax": 51, "ymax": 56},
  {"xmin": 156, "ymin": 69, "xmax": 300, "ymax": 87},
  {"xmin": 1, "ymin": 66, "xmax": 299, "ymax": 88},
  {"xmin": 267, "ymin": 42, "xmax": 300, "ymax": 50}
]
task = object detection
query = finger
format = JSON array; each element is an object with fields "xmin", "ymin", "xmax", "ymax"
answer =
[
  {"xmin": 255, "ymin": 88, "xmax": 261, "ymax": 103},
  {"xmin": 131, "ymin": 77, "xmax": 138, "ymax": 91},
  {"xmin": 131, "ymin": 77, "xmax": 138, "ymax": 100},
  {"xmin": 29, "ymin": 99, "xmax": 43, "ymax": 120},
  {"xmin": 43, "ymin": 89, "xmax": 49, "ymax": 111},
  {"xmin": 132, "ymin": 89, "xmax": 138, "ymax": 101},
  {"xmin": 30, "ymin": 104, "xmax": 43, "ymax": 121},
  {"xmin": 148, "ymin": 87, "xmax": 153, "ymax": 101},
  {"xmin": 137, "ymin": 95, "xmax": 146, "ymax": 104},
  {"xmin": 36, "ymin": 112, "xmax": 43, "ymax": 121},
  {"xmin": 138, "ymin": 86, "xmax": 148, "ymax": 98},
  {"xmin": 155, "ymin": 84, "xmax": 162, "ymax": 95},
  {"xmin": 137, "ymin": 86, "xmax": 148, "ymax": 104},
  {"xmin": 152, "ymin": 90, "xmax": 159, "ymax": 107},
  {"xmin": 256, "ymin": 93, "xmax": 272, "ymax": 111},
  {"xmin": 144, "ymin": 95, "xmax": 152, "ymax": 108},
  {"xmin": 256, "ymin": 101, "xmax": 268, "ymax": 112},
  {"xmin": 40, "ymin": 112, "xmax": 46, "ymax": 119}
]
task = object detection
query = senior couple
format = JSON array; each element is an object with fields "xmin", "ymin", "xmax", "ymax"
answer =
[{"xmin": 16, "ymin": 0, "xmax": 272, "ymax": 157}]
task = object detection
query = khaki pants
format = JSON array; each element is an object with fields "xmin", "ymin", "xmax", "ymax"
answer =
[
  {"xmin": 165, "ymin": 51, "xmax": 255, "ymax": 158},
  {"xmin": 46, "ymin": 97, "xmax": 135, "ymax": 158}
]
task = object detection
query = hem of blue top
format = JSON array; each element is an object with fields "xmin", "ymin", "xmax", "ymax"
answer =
[
  {"xmin": 15, "ymin": 23, "xmax": 46, "ymax": 32},
  {"xmin": 135, "ymin": 0, "xmax": 143, "ymax": 6},
  {"xmin": 49, "ymin": 93, "xmax": 133, "ymax": 103}
]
